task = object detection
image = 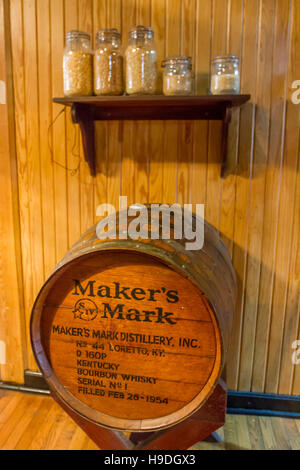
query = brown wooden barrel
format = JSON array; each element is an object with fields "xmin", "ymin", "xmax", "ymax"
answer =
[{"xmin": 30, "ymin": 209, "xmax": 236, "ymax": 432}]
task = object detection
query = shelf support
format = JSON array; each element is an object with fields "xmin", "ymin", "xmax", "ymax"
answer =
[{"xmin": 71, "ymin": 104, "xmax": 96, "ymax": 176}]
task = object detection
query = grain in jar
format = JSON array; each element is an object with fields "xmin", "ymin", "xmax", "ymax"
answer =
[
  {"xmin": 63, "ymin": 30, "xmax": 93, "ymax": 97},
  {"xmin": 210, "ymin": 55, "xmax": 240, "ymax": 94},
  {"xmin": 125, "ymin": 25, "xmax": 158, "ymax": 95},
  {"xmin": 94, "ymin": 29, "xmax": 123, "ymax": 95},
  {"xmin": 162, "ymin": 56, "xmax": 194, "ymax": 96}
]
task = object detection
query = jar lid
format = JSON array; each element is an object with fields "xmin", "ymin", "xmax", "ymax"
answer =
[
  {"xmin": 212, "ymin": 54, "xmax": 239, "ymax": 62},
  {"xmin": 162, "ymin": 56, "xmax": 192, "ymax": 68},
  {"xmin": 96, "ymin": 28, "xmax": 121, "ymax": 41},
  {"xmin": 129, "ymin": 25, "xmax": 154, "ymax": 39},
  {"xmin": 66, "ymin": 30, "xmax": 91, "ymax": 41}
]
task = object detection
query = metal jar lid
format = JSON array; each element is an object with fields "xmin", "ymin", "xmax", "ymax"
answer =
[
  {"xmin": 129, "ymin": 25, "xmax": 154, "ymax": 40},
  {"xmin": 66, "ymin": 30, "xmax": 91, "ymax": 41},
  {"xmin": 212, "ymin": 54, "xmax": 239, "ymax": 63},
  {"xmin": 96, "ymin": 28, "xmax": 121, "ymax": 41},
  {"xmin": 162, "ymin": 56, "xmax": 192, "ymax": 69}
]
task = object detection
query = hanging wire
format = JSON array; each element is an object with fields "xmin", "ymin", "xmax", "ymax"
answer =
[{"xmin": 48, "ymin": 106, "xmax": 81, "ymax": 176}]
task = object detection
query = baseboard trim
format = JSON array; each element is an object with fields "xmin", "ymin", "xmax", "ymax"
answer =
[
  {"xmin": 227, "ymin": 389, "xmax": 300, "ymax": 418},
  {"xmin": 0, "ymin": 381, "xmax": 50, "ymax": 395},
  {"xmin": 0, "ymin": 370, "xmax": 50, "ymax": 395},
  {"xmin": 226, "ymin": 407, "xmax": 300, "ymax": 419},
  {"xmin": 1, "ymin": 372, "xmax": 300, "ymax": 418}
]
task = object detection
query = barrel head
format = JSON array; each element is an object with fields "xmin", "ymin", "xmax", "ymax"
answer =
[{"xmin": 31, "ymin": 250, "xmax": 222, "ymax": 431}]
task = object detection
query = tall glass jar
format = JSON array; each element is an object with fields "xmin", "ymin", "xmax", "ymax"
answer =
[
  {"xmin": 210, "ymin": 55, "xmax": 240, "ymax": 94},
  {"xmin": 162, "ymin": 56, "xmax": 193, "ymax": 96},
  {"xmin": 94, "ymin": 29, "xmax": 123, "ymax": 95},
  {"xmin": 63, "ymin": 30, "xmax": 93, "ymax": 97},
  {"xmin": 125, "ymin": 25, "xmax": 158, "ymax": 95}
]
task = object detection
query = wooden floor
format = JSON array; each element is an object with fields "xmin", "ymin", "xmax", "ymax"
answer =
[{"xmin": 0, "ymin": 390, "xmax": 299, "ymax": 450}]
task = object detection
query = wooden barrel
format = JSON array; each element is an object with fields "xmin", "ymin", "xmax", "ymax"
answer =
[{"xmin": 31, "ymin": 209, "xmax": 236, "ymax": 432}]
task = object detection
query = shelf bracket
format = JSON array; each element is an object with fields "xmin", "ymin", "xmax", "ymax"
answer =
[{"xmin": 71, "ymin": 104, "xmax": 96, "ymax": 176}]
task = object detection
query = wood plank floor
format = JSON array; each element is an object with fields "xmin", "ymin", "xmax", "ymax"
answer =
[{"xmin": 0, "ymin": 390, "xmax": 299, "ymax": 450}]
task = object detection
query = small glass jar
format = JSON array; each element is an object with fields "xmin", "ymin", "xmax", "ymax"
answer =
[
  {"xmin": 162, "ymin": 56, "xmax": 193, "ymax": 96},
  {"xmin": 94, "ymin": 29, "xmax": 123, "ymax": 95},
  {"xmin": 210, "ymin": 55, "xmax": 240, "ymax": 95},
  {"xmin": 63, "ymin": 30, "xmax": 93, "ymax": 97},
  {"xmin": 125, "ymin": 25, "xmax": 158, "ymax": 95}
]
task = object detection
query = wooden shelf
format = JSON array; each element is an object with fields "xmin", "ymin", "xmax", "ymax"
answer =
[{"xmin": 53, "ymin": 94, "xmax": 250, "ymax": 177}]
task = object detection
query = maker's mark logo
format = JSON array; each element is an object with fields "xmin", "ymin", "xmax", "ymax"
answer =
[{"xmin": 73, "ymin": 298, "xmax": 98, "ymax": 321}]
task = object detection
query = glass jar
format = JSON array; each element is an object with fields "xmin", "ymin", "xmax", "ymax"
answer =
[
  {"xmin": 63, "ymin": 30, "xmax": 93, "ymax": 97},
  {"xmin": 125, "ymin": 25, "xmax": 158, "ymax": 95},
  {"xmin": 210, "ymin": 55, "xmax": 240, "ymax": 95},
  {"xmin": 162, "ymin": 56, "xmax": 193, "ymax": 96},
  {"xmin": 94, "ymin": 29, "xmax": 123, "ymax": 95}
]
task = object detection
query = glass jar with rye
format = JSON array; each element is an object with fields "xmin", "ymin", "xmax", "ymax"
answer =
[
  {"xmin": 63, "ymin": 30, "xmax": 93, "ymax": 97},
  {"xmin": 162, "ymin": 56, "xmax": 194, "ymax": 96},
  {"xmin": 94, "ymin": 29, "xmax": 123, "ymax": 95},
  {"xmin": 125, "ymin": 25, "xmax": 158, "ymax": 95},
  {"xmin": 210, "ymin": 55, "xmax": 240, "ymax": 94}
]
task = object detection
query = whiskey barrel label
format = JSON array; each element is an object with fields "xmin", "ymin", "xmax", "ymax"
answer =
[{"xmin": 40, "ymin": 251, "xmax": 221, "ymax": 424}]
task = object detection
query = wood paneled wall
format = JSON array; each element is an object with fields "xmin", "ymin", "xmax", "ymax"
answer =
[
  {"xmin": 0, "ymin": 0, "xmax": 25, "ymax": 383},
  {"xmin": 1, "ymin": 0, "xmax": 299, "ymax": 396}
]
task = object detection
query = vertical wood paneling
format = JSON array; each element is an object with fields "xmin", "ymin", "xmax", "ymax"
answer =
[
  {"xmin": 191, "ymin": 0, "xmax": 212, "ymax": 207},
  {"xmin": 238, "ymin": 0, "xmax": 276, "ymax": 391},
  {"xmin": 163, "ymin": 0, "xmax": 181, "ymax": 204},
  {"xmin": 10, "ymin": 0, "xmax": 34, "ymax": 372},
  {"xmin": 149, "ymin": 0, "xmax": 165, "ymax": 204},
  {"xmin": 265, "ymin": 0, "xmax": 300, "ymax": 394},
  {"xmin": 219, "ymin": 0, "xmax": 243, "ymax": 256},
  {"xmin": 252, "ymin": 0, "xmax": 293, "ymax": 393},
  {"xmin": 3, "ymin": 0, "xmax": 300, "ymax": 396},
  {"xmin": 37, "ymin": 0, "xmax": 56, "ymax": 277},
  {"xmin": 93, "ymin": 0, "xmax": 108, "ymax": 223},
  {"xmin": 23, "ymin": 0, "xmax": 44, "ymax": 313},
  {"xmin": 206, "ymin": 0, "xmax": 228, "ymax": 229},
  {"xmin": 106, "ymin": 0, "xmax": 122, "ymax": 210},
  {"xmin": 50, "ymin": 0, "xmax": 68, "ymax": 262},
  {"xmin": 289, "ymin": 18, "xmax": 300, "ymax": 393},
  {"xmin": 291, "ymin": 139, "xmax": 300, "ymax": 394},
  {"xmin": 178, "ymin": 0, "xmax": 195, "ymax": 205},
  {"xmin": 134, "ymin": 0, "xmax": 150, "ymax": 204},
  {"xmin": 226, "ymin": 0, "xmax": 260, "ymax": 389},
  {"xmin": 23, "ymin": 0, "xmax": 45, "ymax": 371},
  {"xmin": 121, "ymin": 0, "xmax": 136, "ymax": 206},
  {"xmin": 78, "ymin": 0, "xmax": 95, "ymax": 232},
  {"xmin": 64, "ymin": 0, "xmax": 81, "ymax": 247},
  {"xmin": 0, "ymin": 0, "xmax": 25, "ymax": 382}
]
